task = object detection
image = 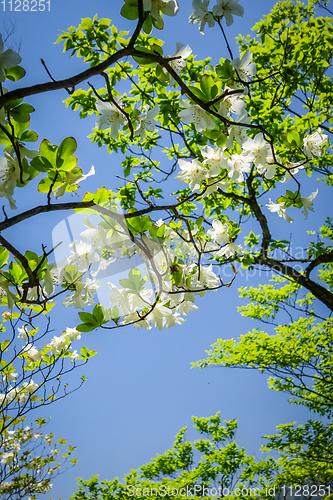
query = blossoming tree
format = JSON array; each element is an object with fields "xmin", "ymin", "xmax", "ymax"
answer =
[{"xmin": 0, "ymin": 0, "xmax": 332, "ymax": 497}]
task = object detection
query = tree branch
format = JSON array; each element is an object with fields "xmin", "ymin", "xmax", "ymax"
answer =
[{"xmin": 254, "ymin": 255, "xmax": 333, "ymax": 311}]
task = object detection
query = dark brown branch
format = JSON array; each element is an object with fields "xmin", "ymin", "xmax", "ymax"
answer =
[
  {"xmin": 41, "ymin": 59, "xmax": 73, "ymax": 95},
  {"xmin": 0, "ymin": 48, "xmax": 268, "ymax": 137},
  {"xmin": 246, "ymin": 174, "xmax": 271, "ymax": 256},
  {"xmin": 255, "ymin": 255, "xmax": 333, "ymax": 311},
  {"xmin": 0, "ymin": 47, "xmax": 131, "ymax": 108},
  {"xmin": 127, "ymin": 0, "xmax": 147, "ymax": 49},
  {"xmin": 305, "ymin": 249, "xmax": 333, "ymax": 278},
  {"xmin": 0, "ymin": 234, "xmax": 38, "ymax": 301}
]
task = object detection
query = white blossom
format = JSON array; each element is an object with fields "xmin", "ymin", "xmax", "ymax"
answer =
[
  {"xmin": 226, "ymin": 112, "xmax": 250, "ymax": 148},
  {"xmin": 242, "ymin": 133, "xmax": 271, "ymax": 170},
  {"xmin": 95, "ymin": 97, "xmax": 127, "ymax": 140},
  {"xmin": 23, "ymin": 380, "xmax": 39, "ymax": 394},
  {"xmin": 179, "ymin": 100, "xmax": 215, "ymax": 132},
  {"xmin": 64, "ymin": 327, "xmax": 81, "ymax": 342},
  {"xmin": 231, "ymin": 50, "xmax": 256, "ymax": 81},
  {"xmin": 215, "ymin": 242, "xmax": 244, "ymax": 258},
  {"xmin": 68, "ymin": 240, "xmax": 100, "ymax": 273},
  {"xmin": 177, "ymin": 300, "xmax": 198, "ymax": 315},
  {"xmin": 135, "ymin": 104, "xmax": 160, "ymax": 142},
  {"xmin": 47, "ymin": 335, "xmax": 68, "ymax": 354},
  {"xmin": 0, "ymin": 152, "xmax": 28, "ymax": 209},
  {"xmin": 146, "ymin": 302, "xmax": 173, "ymax": 330},
  {"xmin": 2, "ymin": 371, "xmax": 17, "ymax": 383},
  {"xmin": 303, "ymin": 129, "xmax": 328, "ymax": 158},
  {"xmin": 165, "ymin": 43, "xmax": 192, "ymax": 85},
  {"xmin": 163, "ymin": 311, "xmax": 185, "ymax": 329},
  {"xmin": 127, "ymin": 288, "xmax": 153, "ymax": 313},
  {"xmin": 189, "ymin": 0, "xmax": 215, "ymax": 34},
  {"xmin": 196, "ymin": 264, "xmax": 220, "ymax": 289},
  {"xmin": 23, "ymin": 344, "xmax": 42, "ymax": 363},
  {"xmin": 62, "ymin": 279, "xmax": 101, "ymax": 310},
  {"xmin": 0, "ymin": 34, "xmax": 22, "ymax": 82},
  {"xmin": 266, "ymin": 199, "xmax": 293, "ymax": 223},
  {"xmin": 257, "ymin": 155, "xmax": 276, "ymax": 180},
  {"xmin": 201, "ymin": 146, "xmax": 229, "ymax": 175},
  {"xmin": 108, "ymin": 283, "xmax": 132, "ymax": 315},
  {"xmin": 176, "ymin": 158, "xmax": 206, "ymax": 192},
  {"xmin": 212, "ymin": 0, "xmax": 244, "ymax": 26},
  {"xmin": 218, "ymin": 88, "xmax": 247, "ymax": 118},
  {"xmin": 1, "ymin": 452, "xmax": 15, "ymax": 465},
  {"xmin": 301, "ymin": 189, "xmax": 318, "ymax": 219},
  {"xmin": 70, "ymin": 350, "xmax": 80, "ymax": 363},
  {"xmin": 80, "ymin": 222, "xmax": 110, "ymax": 250},
  {"xmin": 281, "ymin": 161, "xmax": 305, "ymax": 183},
  {"xmin": 207, "ymin": 219, "xmax": 230, "ymax": 245},
  {"xmin": 228, "ymin": 154, "xmax": 251, "ymax": 183},
  {"xmin": 122, "ymin": 311, "xmax": 151, "ymax": 330},
  {"xmin": 202, "ymin": 176, "xmax": 230, "ymax": 197},
  {"xmin": 143, "ymin": 0, "xmax": 179, "ymax": 20}
]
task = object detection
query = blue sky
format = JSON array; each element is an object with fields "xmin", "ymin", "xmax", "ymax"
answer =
[{"xmin": 1, "ymin": 1, "xmax": 330, "ymax": 499}]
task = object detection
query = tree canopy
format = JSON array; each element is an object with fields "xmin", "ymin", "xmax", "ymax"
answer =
[{"xmin": 0, "ymin": 0, "xmax": 332, "ymax": 498}]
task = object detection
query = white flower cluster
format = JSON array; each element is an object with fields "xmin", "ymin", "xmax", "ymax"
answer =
[
  {"xmin": 0, "ymin": 425, "xmax": 54, "ymax": 495},
  {"xmin": 207, "ymin": 220, "xmax": 244, "ymax": 258},
  {"xmin": 0, "ymin": 376, "xmax": 39, "ymax": 407},
  {"xmin": 0, "ymin": 427, "xmax": 33, "ymax": 467},
  {"xmin": 175, "ymin": 114, "xmax": 326, "ymax": 223},
  {"xmin": 0, "ymin": 326, "xmax": 81, "ymax": 410},
  {"xmin": 96, "ymin": 98, "xmax": 160, "ymax": 142},
  {"xmin": 0, "ymin": 152, "xmax": 28, "ymax": 210},
  {"xmin": 49, "ymin": 211, "xmax": 239, "ymax": 330},
  {"xmin": 189, "ymin": 0, "xmax": 244, "ymax": 33}
]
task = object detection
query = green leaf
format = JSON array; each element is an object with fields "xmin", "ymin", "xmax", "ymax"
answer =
[
  {"xmin": 37, "ymin": 177, "xmax": 60, "ymax": 193},
  {"xmin": 21, "ymin": 130, "xmax": 38, "ymax": 142},
  {"xmin": 77, "ymin": 323, "xmax": 97, "ymax": 333},
  {"xmin": 142, "ymin": 14, "xmax": 153, "ymax": 34},
  {"xmin": 78, "ymin": 311, "xmax": 99, "ymax": 326},
  {"xmin": 200, "ymin": 74, "xmax": 215, "ymax": 100},
  {"xmin": 5, "ymin": 65, "xmax": 26, "ymax": 82},
  {"xmin": 9, "ymin": 262, "xmax": 23, "ymax": 282},
  {"xmin": 78, "ymin": 17, "xmax": 93, "ymax": 30},
  {"xmin": 156, "ymin": 63, "xmax": 170, "ymax": 82},
  {"xmin": 121, "ymin": 3, "xmax": 139, "ymax": 21},
  {"xmin": 216, "ymin": 133, "xmax": 227, "ymax": 148},
  {"xmin": 133, "ymin": 47, "xmax": 157, "ymax": 67},
  {"xmin": 286, "ymin": 129, "xmax": 302, "ymax": 147},
  {"xmin": 80, "ymin": 346, "xmax": 98, "ymax": 358},
  {"xmin": 151, "ymin": 14, "xmax": 164, "ymax": 30},
  {"xmin": 187, "ymin": 86, "xmax": 209, "ymax": 103},
  {"xmin": 0, "ymin": 247, "xmax": 9, "ymax": 268},
  {"xmin": 216, "ymin": 59, "xmax": 234, "ymax": 80},
  {"xmin": 0, "ymin": 340, "xmax": 10, "ymax": 351},
  {"xmin": 120, "ymin": 267, "xmax": 147, "ymax": 293},
  {"xmin": 92, "ymin": 304, "xmax": 106, "ymax": 325},
  {"xmin": 111, "ymin": 306, "xmax": 120, "ymax": 320},
  {"xmin": 10, "ymin": 103, "xmax": 35, "ymax": 123},
  {"xmin": 82, "ymin": 187, "xmax": 110, "ymax": 205},
  {"xmin": 39, "ymin": 139, "xmax": 58, "ymax": 165},
  {"xmin": 31, "ymin": 156, "xmax": 54, "ymax": 172},
  {"xmin": 57, "ymin": 137, "xmax": 77, "ymax": 160},
  {"xmin": 126, "ymin": 213, "xmax": 152, "ymax": 235}
]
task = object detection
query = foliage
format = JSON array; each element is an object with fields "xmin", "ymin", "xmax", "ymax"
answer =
[
  {"xmin": 0, "ymin": 0, "xmax": 332, "ymax": 496},
  {"xmin": 70, "ymin": 413, "xmax": 277, "ymax": 500}
]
